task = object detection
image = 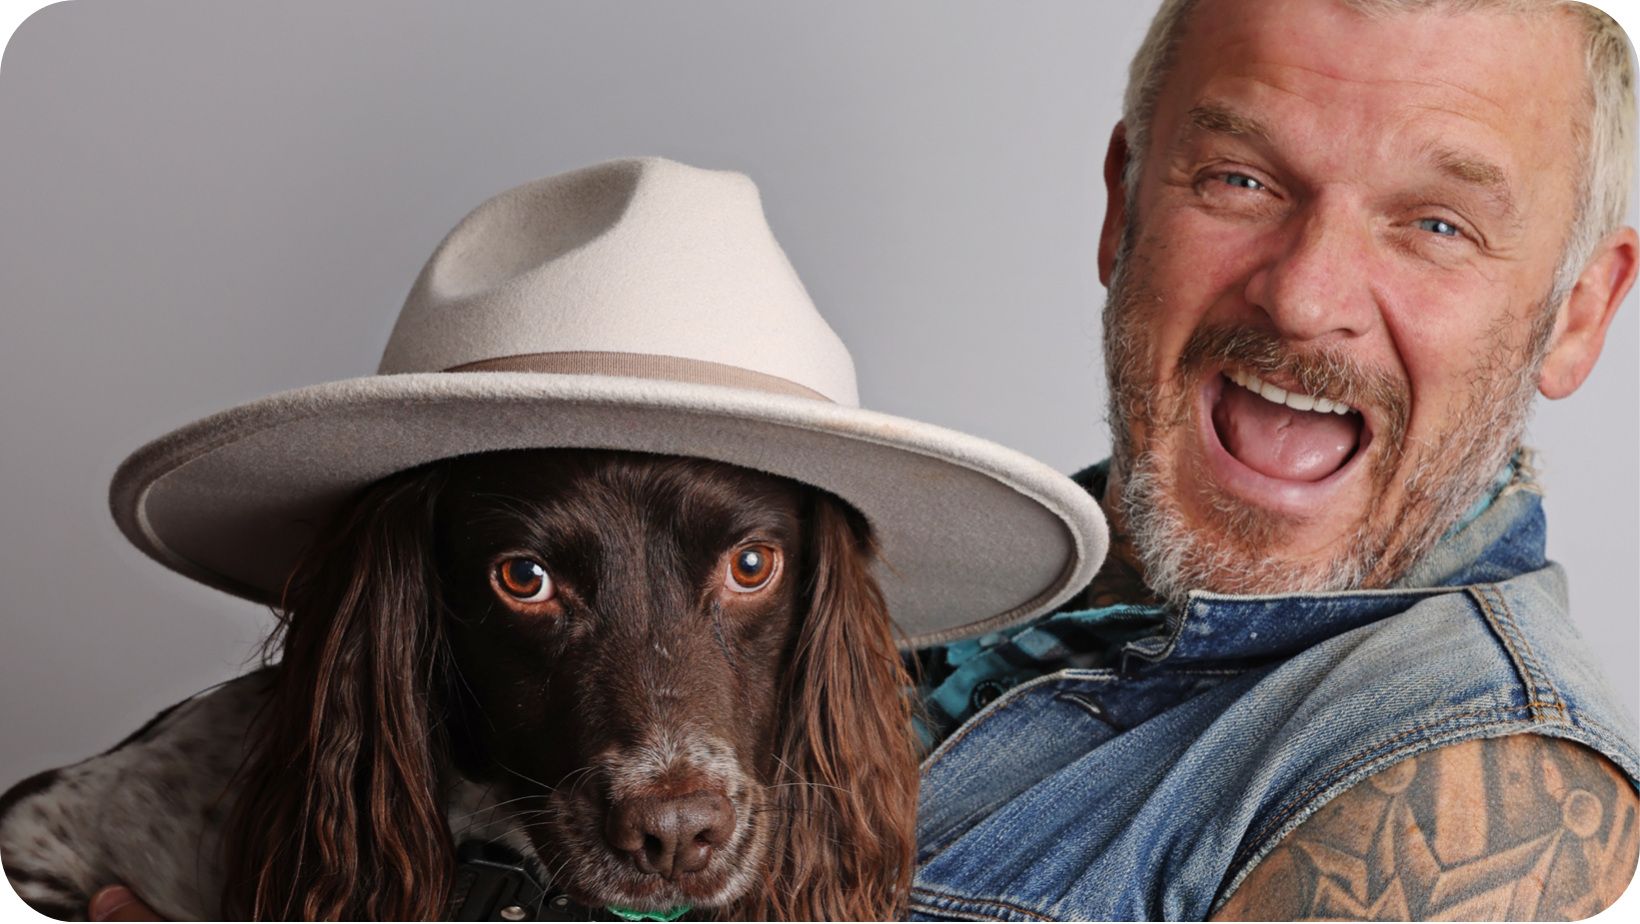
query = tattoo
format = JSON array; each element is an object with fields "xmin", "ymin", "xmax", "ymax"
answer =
[{"xmin": 1214, "ymin": 735, "xmax": 1640, "ymax": 921}]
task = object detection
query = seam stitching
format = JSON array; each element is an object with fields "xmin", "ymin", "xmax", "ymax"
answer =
[
  {"xmin": 909, "ymin": 886, "xmax": 1055, "ymax": 921},
  {"xmin": 1489, "ymin": 584, "xmax": 1567, "ymax": 719}
]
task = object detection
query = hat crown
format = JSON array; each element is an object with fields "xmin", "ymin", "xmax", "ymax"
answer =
[{"xmin": 377, "ymin": 158, "xmax": 860, "ymax": 406}]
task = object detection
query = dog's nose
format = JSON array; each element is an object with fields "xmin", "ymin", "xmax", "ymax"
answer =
[{"xmin": 605, "ymin": 790, "xmax": 735, "ymax": 879}]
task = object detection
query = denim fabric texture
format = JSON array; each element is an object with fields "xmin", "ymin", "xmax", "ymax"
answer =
[{"xmin": 910, "ymin": 457, "xmax": 1639, "ymax": 921}]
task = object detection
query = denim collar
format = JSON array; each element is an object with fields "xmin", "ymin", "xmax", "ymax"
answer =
[
  {"xmin": 914, "ymin": 452, "xmax": 1546, "ymax": 744},
  {"xmin": 1086, "ymin": 451, "xmax": 1546, "ymax": 667}
]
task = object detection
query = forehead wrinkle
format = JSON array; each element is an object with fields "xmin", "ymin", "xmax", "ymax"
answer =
[
  {"xmin": 1196, "ymin": 24, "xmax": 1582, "ymax": 172},
  {"xmin": 1200, "ymin": 52, "xmax": 1519, "ymax": 138},
  {"xmin": 1179, "ymin": 80, "xmax": 1529, "ymax": 215}
]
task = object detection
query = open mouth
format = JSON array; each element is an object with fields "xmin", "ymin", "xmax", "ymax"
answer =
[
  {"xmin": 1198, "ymin": 367, "xmax": 1374, "ymax": 511},
  {"xmin": 1213, "ymin": 367, "xmax": 1365, "ymax": 481}
]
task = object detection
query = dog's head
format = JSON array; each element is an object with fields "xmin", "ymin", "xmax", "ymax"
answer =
[
  {"xmin": 224, "ymin": 449, "xmax": 917, "ymax": 921},
  {"xmin": 438, "ymin": 451, "xmax": 825, "ymax": 912}
]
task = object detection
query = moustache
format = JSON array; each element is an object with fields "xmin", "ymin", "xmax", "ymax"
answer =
[{"xmin": 1177, "ymin": 324, "xmax": 1410, "ymax": 458}]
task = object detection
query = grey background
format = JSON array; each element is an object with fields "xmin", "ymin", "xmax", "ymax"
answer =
[{"xmin": 0, "ymin": 0, "xmax": 1634, "ymax": 792}]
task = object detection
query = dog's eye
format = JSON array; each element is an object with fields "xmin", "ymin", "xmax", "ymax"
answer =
[
  {"xmin": 493, "ymin": 556, "xmax": 555, "ymax": 603},
  {"xmin": 726, "ymin": 544, "xmax": 779, "ymax": 593}
]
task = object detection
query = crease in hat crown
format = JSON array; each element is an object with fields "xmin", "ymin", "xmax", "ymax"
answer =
[{"xmin": 377, "ymin": 157, "xmax": 860, "ymax": 407}]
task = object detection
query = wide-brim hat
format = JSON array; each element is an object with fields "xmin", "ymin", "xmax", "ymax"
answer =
[{"xmin": 109, "ymin": 157, "xmax": 1107, "ymax": 648}]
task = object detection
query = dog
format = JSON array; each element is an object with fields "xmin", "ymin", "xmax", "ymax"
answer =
[{"xmin": 0, "ymin": 448, "xmax": 919, "ymax": 920}]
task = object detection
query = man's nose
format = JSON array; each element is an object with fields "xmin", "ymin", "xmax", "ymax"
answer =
[{"xmin": 1242, "ymin": 197, "xmax": 1377, "ymax": 343}]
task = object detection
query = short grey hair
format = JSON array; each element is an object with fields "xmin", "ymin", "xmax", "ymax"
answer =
[{"xmin": 1120, "ymin": 0, "xmax": 1636, "ymax": 301}]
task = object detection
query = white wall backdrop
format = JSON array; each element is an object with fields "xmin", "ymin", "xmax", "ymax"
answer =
[{"xmin": 0, "ymin": 0, "xmax": 1634, "ymax": 793}]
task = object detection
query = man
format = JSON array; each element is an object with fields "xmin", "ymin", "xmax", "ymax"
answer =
[{"xmin": 911, "ymin": 0, "xmax": 1639, "ymax": 919}]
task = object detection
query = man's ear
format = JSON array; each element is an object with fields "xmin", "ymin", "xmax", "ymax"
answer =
[
  {"xmin": 1099, "ymin": 121, "xmax": 1132, "ymax": 287},
  {"xmin": 1539, "ymin": 225, "xmax": 1638, "ymax": 399}
]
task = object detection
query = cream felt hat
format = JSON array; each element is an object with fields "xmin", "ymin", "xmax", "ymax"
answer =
[{"xmin": 108, "ymin": 157, "xmax": 1107, "ymax": 648}]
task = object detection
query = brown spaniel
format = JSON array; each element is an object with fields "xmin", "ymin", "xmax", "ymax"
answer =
[{"xmin": 1, "ymin": 449, "xmax": 918, "ymax": 921}]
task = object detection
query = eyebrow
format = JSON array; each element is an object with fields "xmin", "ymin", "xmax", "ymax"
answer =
[
  {"xmin": 1183, "ymin": 103, "xmax": 1275, "ymax": 143},
  {"xmin": 1180, "ymin": 101, "xmax": 1520, "ymax": 222},
  {"xmin": 1425, "ymin": 144, "xmax": 1519, "ymax": 221}
]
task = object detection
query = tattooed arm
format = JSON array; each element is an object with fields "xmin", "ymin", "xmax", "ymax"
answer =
[{"xmin": 1212, "ymin": 734, "xmax": 1639, "ymax": 921}]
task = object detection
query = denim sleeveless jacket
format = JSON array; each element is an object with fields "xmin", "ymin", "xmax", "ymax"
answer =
[{"xmin": 911, "ymin": 462, "xmax": 1639, "ymax": 921}]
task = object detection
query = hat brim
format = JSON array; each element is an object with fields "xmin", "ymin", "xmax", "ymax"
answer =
[{"xmin": 109, "ymin": 371, "xmax": 1107, "ymax": 648}]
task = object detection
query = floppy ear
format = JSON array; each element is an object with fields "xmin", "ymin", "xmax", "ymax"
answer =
[
  {"xmin": 758, "ymin": 492, "xmax": 919, "ymax": 921},
  {"xmin": 222, "ymin": 465, "xmax": 454, "ymax": 921}
]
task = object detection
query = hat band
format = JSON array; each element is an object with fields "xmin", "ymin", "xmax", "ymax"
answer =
[{"xmin": 444, "ymin": 351, "xmax": 831, "ymax": 402}]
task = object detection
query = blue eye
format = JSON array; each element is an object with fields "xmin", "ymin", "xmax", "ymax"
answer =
[
  {"xmin": 1416, "ymin": 218, "xmax": 1461, "ymax": 237},
  {"xmin": 1221, "ymin": 173, "xmax": 1265, "ymax": 191}
]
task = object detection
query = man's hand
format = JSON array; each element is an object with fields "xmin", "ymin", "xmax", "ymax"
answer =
[
  {"xmin": 88, "ymin": 886, "xmax": 162, "ymax": 922},
  {"xmin": 1212, "ymin": 734, "xmax": 1639, "ymax": 920}
]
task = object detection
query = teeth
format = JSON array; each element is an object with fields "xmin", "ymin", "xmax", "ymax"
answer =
[{"xmin": 1226, "ymin": 368, "xmax": 1353, "ymax": 415}]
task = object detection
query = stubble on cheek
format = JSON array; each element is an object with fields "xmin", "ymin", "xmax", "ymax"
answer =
[
  {"xmin": 1101, "ymin": 239, "xmax": 1193, "ymax": 470},
  {"xmin": 1356, "ymin": 305, "xmax": 1554, "ymax": 586}
]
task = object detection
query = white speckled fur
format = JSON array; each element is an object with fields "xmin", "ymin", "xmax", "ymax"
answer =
[{"xmin": 0, "ymin": 672, "xmax": 526, "ymax": 921}]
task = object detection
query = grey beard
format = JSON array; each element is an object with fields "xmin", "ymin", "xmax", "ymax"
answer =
[{"xmin": 1118, "ymin": 449, "xmax": 1373, "ymax": 605}]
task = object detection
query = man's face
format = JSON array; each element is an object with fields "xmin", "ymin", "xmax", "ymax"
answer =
[{"xmin": 1101, "ymin": 0, "xmax": 1589, "ymax": 599}]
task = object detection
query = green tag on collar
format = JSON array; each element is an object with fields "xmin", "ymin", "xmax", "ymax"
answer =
[{"xmin": 605, "ymin": 904, "xmax": 691, "ymax": 922}]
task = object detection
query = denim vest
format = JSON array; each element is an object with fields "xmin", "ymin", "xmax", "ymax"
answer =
[{"xmin": 911, "ymin": 461, "xmax": 1639, "ymax": 921}]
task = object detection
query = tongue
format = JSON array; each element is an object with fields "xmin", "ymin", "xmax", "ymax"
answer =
[{"xmin": 1213, "ymin": 381, "xmax": 1360, "ymax": 482}]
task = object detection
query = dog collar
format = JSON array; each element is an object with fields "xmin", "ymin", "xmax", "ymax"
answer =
[
  {"xmin": 451, "ymin": 840, "xmax": 693, "ymax": 922},
  {"xmin": 606, "ymin": 905, "xmax": 692, "ymax": 922}
]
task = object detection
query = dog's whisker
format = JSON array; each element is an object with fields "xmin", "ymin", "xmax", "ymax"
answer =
[
  {"xmin": 484, "ymin": 812, "xmax": 560, "ymax": 849},
  {"xmin": 551, "ymin": 763, "xmax": 601, "ymax": 793},
  {"xmin": 448, "ymin": 792, "xmax": 547, "ymax": 824},
  {"xmin": 494, "ymin": 760, "xmax": 555, "ymax": 791},
  {"xmin": 761, "ymin": 780, "xmax": 853, "ymax": 794}
]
